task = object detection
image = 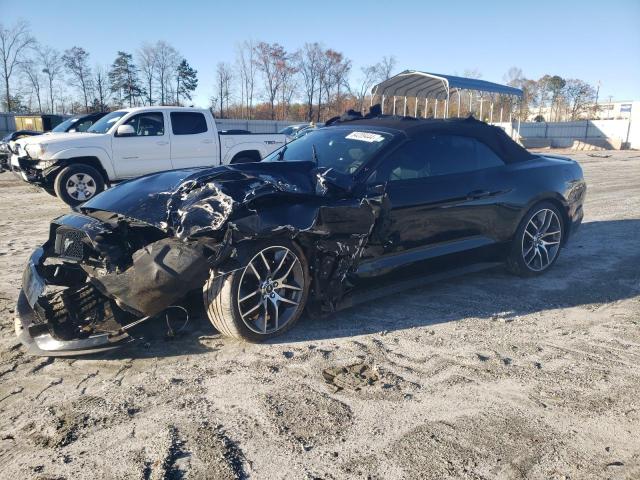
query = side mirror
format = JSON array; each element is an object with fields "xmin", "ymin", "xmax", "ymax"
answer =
[
  {"xmin": 68, "ymin": 128, "xmax": 76, "ymax": 133},
  {"xmin": 116, "ymin": 124, "xmax": 135, "ymax": 137}
]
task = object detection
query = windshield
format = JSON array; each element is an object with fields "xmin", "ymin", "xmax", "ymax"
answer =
[
  {"xmin": 52, "ymin": 117, "xmax": 78, "ymax": 132},
  {"xmin": 87, "ymin": 111, "xmax": 127, "ymax": 134},
  {"xmin": 264, "ymin": 127, "xmax": 393, "ymax": 174}
]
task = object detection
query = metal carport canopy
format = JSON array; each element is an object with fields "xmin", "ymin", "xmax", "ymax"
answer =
[{"xmin": 371, "ymin": 70, "xmax": 523, "ymax": 99}]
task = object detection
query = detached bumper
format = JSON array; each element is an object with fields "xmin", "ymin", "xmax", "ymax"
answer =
[{"xmin": 15, "ymin": 248, "xmax": 133, "ymax": 357}]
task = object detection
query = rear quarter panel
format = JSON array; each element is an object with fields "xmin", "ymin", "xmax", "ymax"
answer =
[{"xmin": 478, "ymin": 155, "xmax": 585, "ymax": 243}]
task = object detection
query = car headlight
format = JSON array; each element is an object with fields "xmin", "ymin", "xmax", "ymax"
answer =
[{"xmin": 25, "ymin": 144, "xmax": 46, "ymax": 160}]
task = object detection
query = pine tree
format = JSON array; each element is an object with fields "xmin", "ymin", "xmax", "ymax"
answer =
[
  {"xmin": 176, "ymin": 59, "xmax": 198, "ymax": 106},
  {"xmin": 109, "ymin": 51, "xmax": 142, "ymax": 107}
]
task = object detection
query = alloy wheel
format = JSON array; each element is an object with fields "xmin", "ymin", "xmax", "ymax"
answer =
[
  {"xmin": 66, "ymin": 173, "xmax": 97, "ymax": 201},
  {"xmin": 521, "ymin": 208, "xmax": 562, "ymax": 272},
  {"xmin": 237, "ymin": 246, "xmax": 305, "ymax": 335}
]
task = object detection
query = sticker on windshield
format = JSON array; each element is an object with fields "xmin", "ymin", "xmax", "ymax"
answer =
[{"xmin": 345, "ymin": 131, "xmax": 385, "ymax": 143}]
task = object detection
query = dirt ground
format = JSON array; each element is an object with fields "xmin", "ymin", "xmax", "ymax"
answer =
[{"xmin": 0, "ymin": 151, "xmax": 639, "ymax": 480}]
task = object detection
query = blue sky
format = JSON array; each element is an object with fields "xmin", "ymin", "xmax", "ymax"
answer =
[{"xmin": 2, "ymin": 0, "xmax": 639, "ymax": 107}]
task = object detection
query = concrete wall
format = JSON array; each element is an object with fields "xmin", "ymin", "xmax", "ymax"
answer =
[
  {"xmin": 493, "ymin": 119, "xmax": 638, "ymax": 149},
  {"xmin": 215, "ymin": 119, "xmax": 302, "ymax": 133}
]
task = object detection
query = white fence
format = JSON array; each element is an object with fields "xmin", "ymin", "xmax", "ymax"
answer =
[
  {"xmin": 216, "ymin": 119, "xmax": 297, "ymax": 133},
  {"xmin": 494, "ymin": 119, "xmax": 638, "ymax": 149}
]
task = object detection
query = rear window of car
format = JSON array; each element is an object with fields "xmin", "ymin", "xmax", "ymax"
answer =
[{"xmin": 170, "ymin": 112, "xmax": 208, "ymax": 135}]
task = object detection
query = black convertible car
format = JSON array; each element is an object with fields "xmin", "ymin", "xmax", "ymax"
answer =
[{"xmin": 15, "ymin": 113, "xmax": 586, "ymax": 355}]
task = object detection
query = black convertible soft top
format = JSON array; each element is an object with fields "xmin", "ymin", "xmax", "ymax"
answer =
[{"xmin": 331, "ymin": 114, "xmax": 535, "ymax": 163}]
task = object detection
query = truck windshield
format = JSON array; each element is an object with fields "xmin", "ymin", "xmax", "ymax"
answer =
[
  {"xmin": 52, "ymin": 117, "xmax": 77, "ymax": 132},
  {"xmin": 87, "ymin": 111, "xmax": 127, "ymax": 134},
  {"xmin": 263, "ymin": 127, "xmax": 393, "ymax": 174}
]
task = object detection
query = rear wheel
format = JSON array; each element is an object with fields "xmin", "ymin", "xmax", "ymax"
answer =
[
  {"xmin": 203, "ymin": 240, "xmax": 309, "ymax": 342},
  {"xmin": 507, "ymin": 202, "xmax": 564, "ymax": 277},
  {"xmin": 54, "ymin": 164, "xmax": 105, "ymax": 206}
]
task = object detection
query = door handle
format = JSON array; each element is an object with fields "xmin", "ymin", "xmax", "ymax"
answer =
[
  {"xmin": 201, "ymin": 139, "xmax": 213, "ymax": 144},
  {"xmin": 467, "ymin": 190, "xmax": 492, "ymax": 200},
  {"xmin": 156, "ymin": 141, "xmax": 169, "ymax": 146}
]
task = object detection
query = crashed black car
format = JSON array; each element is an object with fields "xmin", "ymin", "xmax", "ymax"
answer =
[{"xmin": 15, "ymin": 113, "xmax": 586, "ymax": 355}]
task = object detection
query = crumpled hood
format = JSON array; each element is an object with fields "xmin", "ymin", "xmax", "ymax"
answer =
[
  {"xmin": 18, "ymin": 131, "xmax": 100, "ymax": 148},
  {"xmin": 81, "ymin": 161, "xmax": 320, "ymax": 238}
]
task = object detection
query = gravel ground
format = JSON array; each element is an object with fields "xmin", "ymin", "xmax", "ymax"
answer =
[{"xmin": 0, "ymin": 151, "xmax": 639, "ymax": 480}]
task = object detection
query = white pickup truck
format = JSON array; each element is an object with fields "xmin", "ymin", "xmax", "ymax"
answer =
[{"xmin": 11, "ymin": 106, "xmax": 286, "ymax": 205}]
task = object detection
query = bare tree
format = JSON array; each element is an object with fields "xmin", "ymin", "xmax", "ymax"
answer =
[
  {"xmin": 236, "ymin": 40, "xmax": 257, "ymax": 119},
  {"xmin": 298, "ymin": 42, "xmax": 322, "ymax": 121},
  {"xmin": 93, "ymin": 65, "xmax": 110, "ymax": 110},
  {"xmin": 277, "ymin": 52, "xmax": 298, "ymax": 120},
  {"xmin": 138, "ymin": 43, "xmax": 157, "ymax": 105},
  {"xmin": 352, "ymin": 63, "xmax": 381, "ymax": 113},
  {"xmin": 254, "ymin": 42, "xmax": 285, "ymax": 120},
  {"xmin": 0, "ymin": 20, "xmax": 36, "ymax": 112},
  {"xmin": 378, "ymin": 55, "xmax": 397, "ymax": 81},
  {"xmin": 215, "ymin": 62, "xmax": 233, "ymax": 117},
  {"xmin": 323, "ymin": 49, "xmax": 350, "ymax": 116},
  {"xmin": 38, "ymin": 45, "xmax": 62, "ymax": 114},
  {"xmin": 62, "ymin": 46, "xmax": 92, "ymax": 113},
  {"xmin": 20, "ymin": 58, "xmax": 43, "ymax": 112},
  {"xmin": 154, "ymin": 41, "xmax": 179, "ymax": 105}
]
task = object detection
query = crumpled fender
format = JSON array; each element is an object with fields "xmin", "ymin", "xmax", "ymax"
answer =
[{"xmin": 85, "ymin": 238, "xmax": 211, "ymax": 317}]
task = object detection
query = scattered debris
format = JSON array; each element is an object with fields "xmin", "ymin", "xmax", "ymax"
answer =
[{"xmin": 322, "ymin": 363, "xmax": 380, "ymax": 392}]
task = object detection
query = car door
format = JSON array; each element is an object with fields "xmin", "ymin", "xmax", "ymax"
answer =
[
  {"xmin": 111, "ymin": 111, "xmax": 172, "ymax": 179},
  {"xmin": 169, "ymin": 111, "xmax": 218, "ymax": 169},
  {"xmin": 358, "ymin": 134, "xmax": 496, "ymax": 275}
]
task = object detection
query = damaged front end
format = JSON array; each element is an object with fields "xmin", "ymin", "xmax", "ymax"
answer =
[
  {"xmin": 16, "ymin": 161, "xmax": 385, "ymax": 355},
  {"xmin": 15, "ymin": 211, "xmax": 220, "ymax": 356}
]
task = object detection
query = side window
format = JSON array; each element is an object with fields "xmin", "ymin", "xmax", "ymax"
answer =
[
  {"xmin": 371, "ymin": 134, "xmax": 477, "ymax": 183},
  {"xmin": 123, "ymin": 112, "xmax": 165, "ymax": 136},
  {"xmin": 75, "ymin": 120, "xmax": 94, "ymax": 132},
  {"xmin": 426, "ymin": 134, "xmax": 476, "ymax": 176},
  {"xmin": 170, "ymin": 112, "xmax": 208, "ymax": 135},
  {"xmin": 474, "ymin": 140, "xmax": 504, "ymax": 169}
]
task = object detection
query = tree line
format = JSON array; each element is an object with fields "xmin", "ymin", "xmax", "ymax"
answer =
[
  {"xmin": 1, "ymin": 20, "xmax": 603, "ymax": 123},
  {"xmin": 0, "ymin": 20, "xmax": 198, "ymax": 115}
]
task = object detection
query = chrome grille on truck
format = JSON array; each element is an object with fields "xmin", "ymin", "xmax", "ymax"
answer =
[{"xmin": 54, "ymin": 229, "xmax": 86, "ymax": 261}]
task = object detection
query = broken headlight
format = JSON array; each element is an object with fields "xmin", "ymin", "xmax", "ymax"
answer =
[{"xmin": 25, "ymin": 143, "xmax": 46, "ymax": 160}]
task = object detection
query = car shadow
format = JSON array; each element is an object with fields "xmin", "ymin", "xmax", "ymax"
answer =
[
  {"xmin": 271, "ymin": 218, "xmax": 640, "ymax": 344},
  {"xmin": 89, "ymin": 219, "xmax": 640, "ymax": 358}
]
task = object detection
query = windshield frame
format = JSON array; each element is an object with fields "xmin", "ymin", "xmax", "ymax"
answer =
[
  {"xmin": 263, "ymin": 126, "xmax": 399, "ymax": 178},
  {"xmin": 86, "ymin": 110, "xmax": 128, "ymax": 134}
]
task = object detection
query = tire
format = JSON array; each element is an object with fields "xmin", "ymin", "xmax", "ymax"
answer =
[
  {"xmin": 203, "ymin": 239, "xmax": 309, "ymax": 342},
  {"xmin": 54, "ymin": 164, "xmax": 105, "ymax": 206},
  {"xmin": 506, "ymin": 201, "xmax": 565, "ymax": 277}
]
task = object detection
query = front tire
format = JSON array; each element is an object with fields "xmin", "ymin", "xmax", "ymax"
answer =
[
  {"xmin": 507, "ymin": 202, "xmax": 564, "ymax": 277},
  {"xmin": 54, "ymin": 164, "xmax": 105, "ymax": 206},
  {"xmin": 203, "ymin": 240, "xmax": 309, "ymax": 342}
]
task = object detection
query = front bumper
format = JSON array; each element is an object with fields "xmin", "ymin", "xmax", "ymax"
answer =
[{"xmin": 15, "ymin": 248, "xmax": 133, "ymax": 356}]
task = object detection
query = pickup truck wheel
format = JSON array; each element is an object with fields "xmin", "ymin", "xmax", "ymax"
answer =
[
  {"xmin": 54, "ymin": 165, "xmax": 105, "ymax": 206},
  {"xmin": 203, "ymin": 240, "xmax": 309, "ymax": 342}
]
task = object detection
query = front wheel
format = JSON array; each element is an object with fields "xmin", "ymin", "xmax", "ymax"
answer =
[
  {"xmin": 54, "ymin": 164, "xmax": 105, "ymax": 206},
  {"xmin": 506, "ymin": 202, "xmax": 564, "ymax": 277},
  {"xmin": 203, "ymin": 240, "xmax": 309, "ymax": 342}
]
